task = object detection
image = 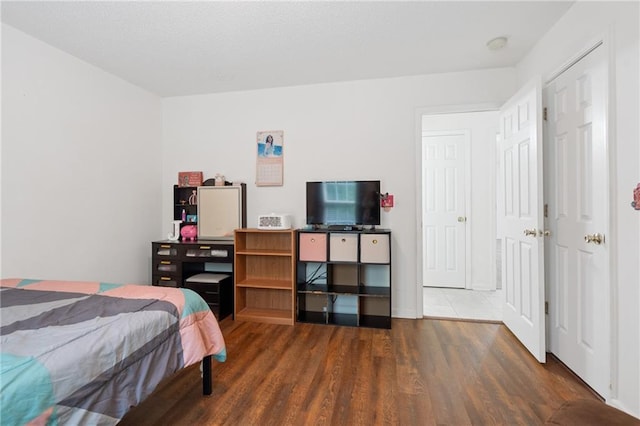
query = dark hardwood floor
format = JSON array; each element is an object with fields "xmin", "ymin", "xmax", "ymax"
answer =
[{"xmin": 119, "ymin": 318, "xmax": 604, "ymax": 425}]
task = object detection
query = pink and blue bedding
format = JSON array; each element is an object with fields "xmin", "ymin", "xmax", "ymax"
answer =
[{"xmin": 0, "ymin": 278, "xmax": 227, "ymax": 425}]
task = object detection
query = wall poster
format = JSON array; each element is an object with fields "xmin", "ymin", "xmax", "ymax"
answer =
[{"xmin": 256, "ymin": 130, "xmax": 284, "ymax": 186}]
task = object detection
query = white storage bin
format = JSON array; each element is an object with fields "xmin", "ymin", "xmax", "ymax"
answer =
[
  {"xmin": 329, "ymin": 233, "xmax": 358, "ymax": 262},
  {"xmin": 360, "ymin": 234, "xmax": 390, "ymax": 263}
]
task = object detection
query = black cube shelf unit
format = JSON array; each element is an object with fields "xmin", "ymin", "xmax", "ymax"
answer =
[{"xmin": 296, "ymin": 229, "xmax": 391, "ymax": 329}]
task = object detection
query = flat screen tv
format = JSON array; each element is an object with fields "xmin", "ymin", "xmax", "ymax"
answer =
[{"xmin": 306, "ymin": 180, "xmax": 381, "ymax": 227}]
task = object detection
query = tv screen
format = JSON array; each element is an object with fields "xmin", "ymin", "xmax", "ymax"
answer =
[{"xmin": 306, "ymin": 180, "xmax": 381, "ymax": 226}]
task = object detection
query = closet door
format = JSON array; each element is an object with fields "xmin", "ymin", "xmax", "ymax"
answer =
[{"xmin": 544, "ymin": 43, "xmax": 609, "ymax": 397}]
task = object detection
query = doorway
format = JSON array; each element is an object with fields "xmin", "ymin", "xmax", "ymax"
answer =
[{"xmin": 420, "ymin": 110, "xmax": 500, "ymax": 320}]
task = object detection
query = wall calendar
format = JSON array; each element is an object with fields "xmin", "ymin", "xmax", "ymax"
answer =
[{"xmin": 256, "ymin": 130, "xmax": 284, "ymax": 186}]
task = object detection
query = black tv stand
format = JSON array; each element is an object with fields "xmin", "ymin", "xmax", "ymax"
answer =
[{"xmin": 296, "ymin": 228, "xmax": 392, "ymax": 329}]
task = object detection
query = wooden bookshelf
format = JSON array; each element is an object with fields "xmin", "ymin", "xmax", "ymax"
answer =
[{"xmin": 234, "ymin": 229, "xmax": 296, "ymax": 325}]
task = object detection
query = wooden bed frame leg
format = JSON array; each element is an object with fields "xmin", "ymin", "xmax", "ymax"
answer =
[{"xmin": 202, "ymin": 355, "xmax": 212, "ymax": 395}]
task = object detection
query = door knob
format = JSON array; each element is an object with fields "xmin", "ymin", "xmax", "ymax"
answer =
[
  {"xmin": 523, "ymin": 228, "xmax": 538, "ymax": 237},
  {"xmin": 457, "ymin": 216, "xmax": 467, "ymax": 223},
  {"xmin": 584, "ymin": 233, "xmax": 604, "ymax": 245}
]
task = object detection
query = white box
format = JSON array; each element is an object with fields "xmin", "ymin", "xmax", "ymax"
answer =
[
  {"xmin": 329, "ymin": 233, "xmax": 358, "ymax": 262},
  {"xmin": 360, "ymin": 234, "xmax": 390, "ymax": 263},
  {"xmin": 257, "ymin": 214, "xmax": 292, "ymax": 230}
]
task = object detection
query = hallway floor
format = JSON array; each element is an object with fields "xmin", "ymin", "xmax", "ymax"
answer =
[{"xmin": 423, "ymin": 287, "xmax": 502, "ymax": 321}]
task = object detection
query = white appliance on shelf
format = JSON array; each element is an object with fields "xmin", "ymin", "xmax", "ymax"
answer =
[{"xmin": 257, "ymin": 214, "xmax": 292, "ymax": 230}]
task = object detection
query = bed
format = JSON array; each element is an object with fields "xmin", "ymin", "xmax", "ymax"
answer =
[{"xmin": 0, "ymin": 278, "xmax": 227, "ymax": 425}]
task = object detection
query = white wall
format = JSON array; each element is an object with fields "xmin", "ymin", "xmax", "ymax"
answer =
[
  {"xmin": 1, "ymin": 24, "xmax": 163, "ymax": 284},
  {"xmin": 162, "ymin": 68, "xmax": 516, "ymax": 318},
  {"xmin": 421, "ymin": 111, "xmax": 499, "ymax": 291},
  {"xmin": 516, "ymin": 1, "xmax": 640, "ymax": 417}
]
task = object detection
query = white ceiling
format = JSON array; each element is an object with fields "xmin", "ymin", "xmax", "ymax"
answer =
[{"xmin": 1, "ymin": 1, "xmax": 575, "ymax": 97}]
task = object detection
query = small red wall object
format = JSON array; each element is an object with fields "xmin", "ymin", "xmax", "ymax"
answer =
[
  {"xmin": 381, "ymin": 194, "xmax": 394, "ymax": 208},
  {"xmin": 632, "ymin": 183, "xmax": 640, "ymax": 210}
]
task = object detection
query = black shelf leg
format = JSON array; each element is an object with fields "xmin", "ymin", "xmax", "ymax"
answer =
[{"xmin": 202, "ymin": 355, "xmax": 212, "ymax": 395}]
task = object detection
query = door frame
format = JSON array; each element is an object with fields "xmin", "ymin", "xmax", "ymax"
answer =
[
  {"xmin": 414, "ymin": 103, "xmax": 500, "ymax": 317},
  {"xmin": 542, "ymin": 33, "xmax": 613, "ymax": 401}
]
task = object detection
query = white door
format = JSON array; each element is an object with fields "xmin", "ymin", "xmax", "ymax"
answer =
[
  {"xmin": 422, "ymin": 130, "xmax": 468, "ymax": 288},
  {"xmin": 544, "ymin": 43, "xmax": 609, "ymax": 397},
  {"xmin": 498, "ymin": 79, "xmax": 546, "ymax": 362}
]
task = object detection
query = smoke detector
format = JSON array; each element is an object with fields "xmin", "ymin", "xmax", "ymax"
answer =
[{"xmin": 487, "ymin": 36, "xmax": 508, "ymax": 51}]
